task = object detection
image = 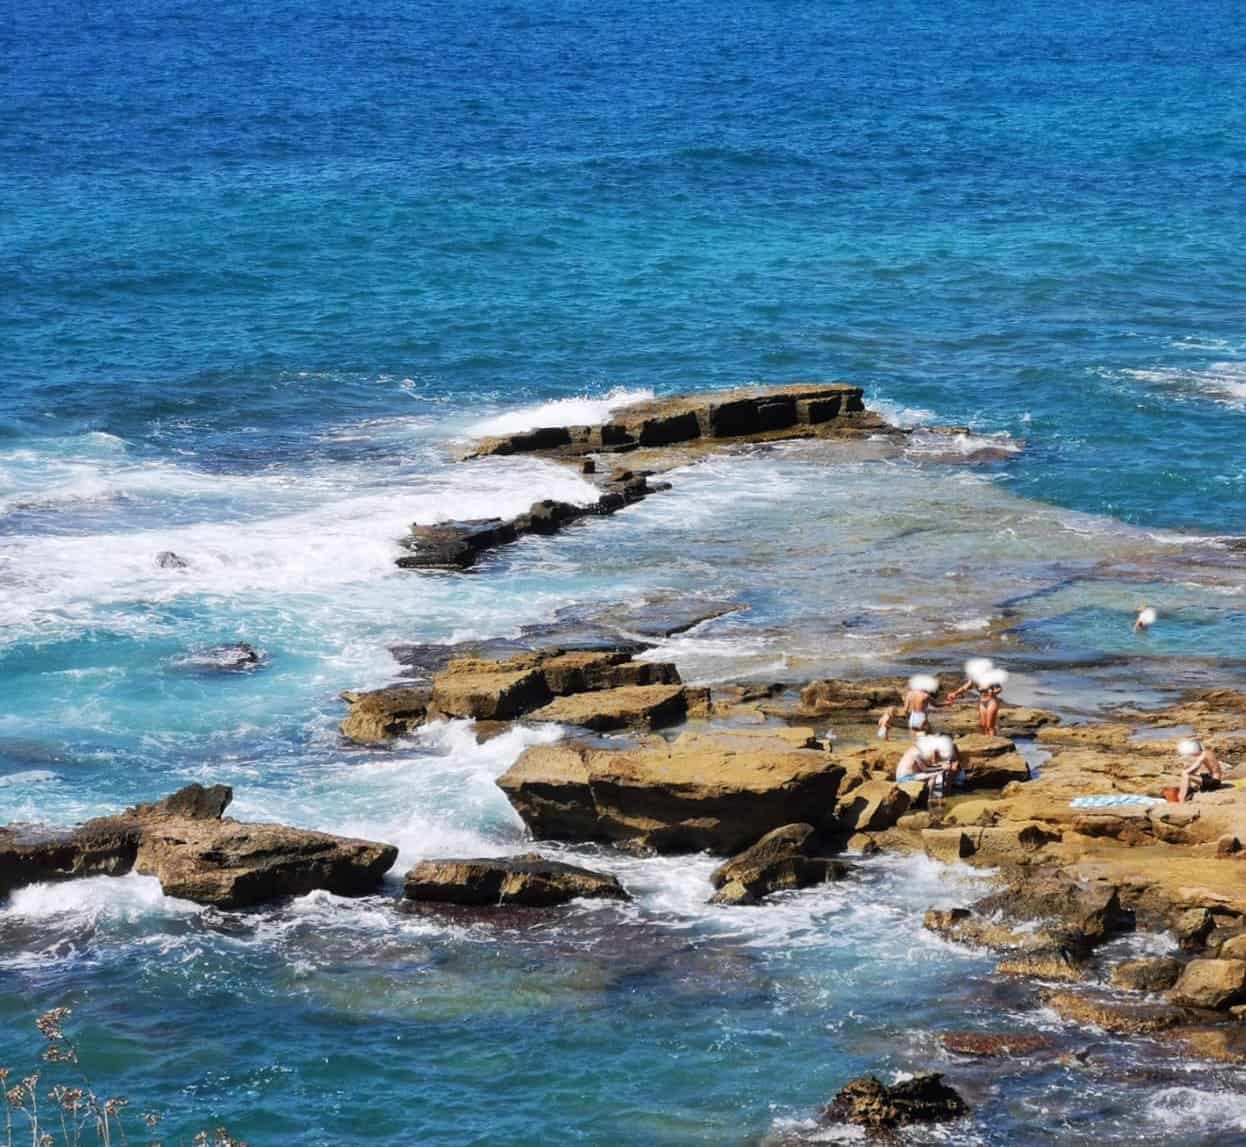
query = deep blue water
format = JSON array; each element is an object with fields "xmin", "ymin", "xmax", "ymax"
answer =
[{"xmin": 4, "ymin": 2, "xmax": 1246, "ymax": 1143}]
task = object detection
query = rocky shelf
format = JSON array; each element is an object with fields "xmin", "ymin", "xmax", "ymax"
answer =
[{"xmin": 397, "ymin": 382, "xmax": 900, "ymax": 571}]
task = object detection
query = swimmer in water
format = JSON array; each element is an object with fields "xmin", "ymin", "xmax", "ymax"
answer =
[
  {"xmin": 1134, "ymin": 606, "xmax": 1157, "ymax": 633},
  {"xmin": 1176, "ymin": 738, "xmax": 1225, "ymax": 803}
]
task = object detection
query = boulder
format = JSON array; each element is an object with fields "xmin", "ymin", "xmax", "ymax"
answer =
[
  {"xmin": 1219, "ymin": 933, "xmax": 1246, "ymax": 960},
  {"xmin": 822, "ymin": 1072, "xmax": 968, "ymax": 1130},
  {"xmin": 1169, "ymin": 959, "xmax": 1246, "ymax": 1009},
  {"xmin": 402, "ymin": 854, "xmax": 628, "ymax": 907},
  {"xmin": 339, "ymin": 686, "xmax": 430, "ymax": 744},
  {"xmin": 155, "ymin": 550, "xmax": 189, "ymax": 569},
  {"xmin": 834, "ymin": 779, "xmax": 919, "ymax": 833},
  {"xmin": 708, "ymin": 823, "xmax": 852, "ymax": 905},
  {"xmin": 971, "ymin": 874, "xmax": 1129, "ymax": 950},
  {"xmin": 134, "ymin": 783, "xmax": 233, "ymax": 822},
  {"xmin": 1110, "ymin": 957, "xmax": 1184, "ymax": 993},
  {"xmin": 134, "ymin": 818, "xmax": 397, "ymax": 909},
  {"xmin": 497, "ymin": 730, "xmax": 846, "ymax": 854},
  {"xmin": 798, "ymin": 678, "xmax": 904, "ymax": 714},
  {"xmin": 526, "ymin": 684, "xmax": 689, "ymax": 732}
]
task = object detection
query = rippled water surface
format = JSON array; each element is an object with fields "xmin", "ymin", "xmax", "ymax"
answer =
[{"xmin": 4, "ymin": 0, "xmax": 1246, "ymax": 1142}]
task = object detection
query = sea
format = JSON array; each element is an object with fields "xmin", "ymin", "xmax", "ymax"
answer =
[{"xmin": 3, "ymin": 1, "xmax": 1246, "ymax": 1142}]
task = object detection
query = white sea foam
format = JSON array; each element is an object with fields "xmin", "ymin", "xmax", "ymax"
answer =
[
  {"xmin": 0, "ymin": 769, "xmax": 59, "ymax": 787},
  {"xmin": 466, "ymin": 387, "xmax": 654, "ymax": 437},
  {"xmin": 5, "ymin": 873, "xmax": 200, "ymax": 923},
  {"xmin": 1124, "ymin": 361, "xmax": 1246, "ymax": 408},
  {"xmin": 1142, "ymin": 1087, "xmax": 1246, "ymax": 1133},
  {"xmin": 0, "ymin": 455, "xmax": 598, "ymax": 639}
]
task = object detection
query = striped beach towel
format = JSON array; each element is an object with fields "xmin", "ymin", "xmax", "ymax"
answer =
[{"xmin": 1069, "ymin": 794, "xmax": 1165, "ymax": 809}]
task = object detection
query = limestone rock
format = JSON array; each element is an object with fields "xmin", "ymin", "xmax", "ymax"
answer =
[
  {"xmin": 497, "ymin": 730, "xmax": 846, "ymax": 854},
  {"xmin": 941, "ymin": 1032, "xmax": 1054, "ymax": 1058},
  {"xmin": 430, "ymin": 663, "xmax": 552, "ymax": 720},
  {"xmin": 402, "ymin": 853, "xmax": 628, "ymax": 907},
  {"xmin": 134, "ymin": 818, "xmax": 397, "ymax": 909},
  {"xmin": 834, "ymin": 779, "xmax": 917, "ymax": 833},
  {"xmin": 1110, "ymin": 957, "xmax": 1184, "ymax": 993},
  {"xmin": 0, "ymin": 821, "xmax": 141, "ymax": 898},
  {"xmin": 339, "ymin": 686, "xmax": 430, "ymax": 744},
  {"xmin": 971, "ymin": 874, "xmax": 1128, "ymax": 950},
  {"xmin": 1163, "ymin": 1025, "xmax": 1246, "ymax": 1064},
  {"xmin": 1169, "ymin": 958, "xmax": 1246, "ymax": 1009},
  {"xmin": 708, "ymin": 823, "xmax": 852, "ymax": 905},
  {"xmin": 923, "ymin": 828, "xmax": 974, "ymax": 862},
  {"xmin": 822, "ymin": 1072, "xmax": 968, "ymax": 1130},
  {"xmin": 1043, "ymin": 990, "xmax": 1198, "ymax": 1034},
  {"xmin": 996, "ymin": 948, "xmax": 1086, "ymax": 983},
  {"xmin": 526, "ymin": 683, "xmax": 689, "ymax": 732}
]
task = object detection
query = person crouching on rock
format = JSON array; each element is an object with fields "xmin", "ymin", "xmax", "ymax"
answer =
[
  {"xmin": 1177, "ymin": 738, "xmax": 1225, "ymax": 803},
  {"xmin": 897, "ymin": 734, "xmax": 961, "ymax": 793},
  {"xmin": 884, "ymin": 674, "xmax": 939, "ymax": 741}
]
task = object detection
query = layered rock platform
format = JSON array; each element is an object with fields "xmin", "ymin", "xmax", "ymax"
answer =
[{"xmin": 399, "ymin": 383, "xmax": 897, "ymax": 571}]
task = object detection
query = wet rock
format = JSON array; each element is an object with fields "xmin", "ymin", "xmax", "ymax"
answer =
[
  {"xmin": 402, "ymin": 853, "xmax": 629, "ymax": 907},
  {"xmin": 1172, "ymin": 907, "xmax": 1215, "ymax": 950},
  {"xmin": 155, "ymin": 550, "xmax": 189, "ymax": 569},
  {"xmin": 0, "ymin": 821, "xmax": 142, "ymax": 898},
  {"xmin": 708, "ymin": 823, "xmax": 852, "ymax": 905},
  {"xmin": 1168, "ymin": 958, "xmax": 1246, "ymax": 1009},
  {"xmin": 798, "ymin": 678, "xmax": 905, "ymax": 714},
  {"xmin": 821, "ymin": 1072, "xmax": 968, "ymax": 1130},
  {"xmin": 996, "ymin": 948, "xmax": 1086, "ymax": 983},
  {"xmin": 2, "ymin": 784, "xmax": 398, "ymax": 909},
  {"xmin": 497, "ymin": 729, "xmax": 846, "ymax": 855},
  {"xmin": 971, "ymin": 874, "xmax": 1130, "ymax": 951},
  {"xmin": 1110, "ymin": 957, "xmax": 1184, "ymax": 992},
  {"xmin": 339, "ymin": 686, "xmax": 430, "ymax": 745},
  {"xmin": 1042, "ymin": 989, "xmax": 1202, "ymax": 1034},
  {"xmin": 579, "ymin": 596, "xmax": 744, "ymax": 638},
  {"xmin": 1163, "ymin": 1025, "xmax": 1246, "ymax": 1064},
  {"xmin": 171, "ymin": 642, "xmax": 265, "ymax": 673},
  {"xmin": 526, "ymin": 683, "xmax": 690, "ymax": 732},
  {"xmin": 941, "ymin": 1031, "xmax": 1055, "ymax": 1058},
  {"xmin": 135, "ymin": 818, "xmax": 396, "ymax": 909}
]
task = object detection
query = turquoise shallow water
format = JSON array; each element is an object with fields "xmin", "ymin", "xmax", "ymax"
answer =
[{"xmin": 4, "ymin": 1, "xmax": 1246, "ymax": 1142}]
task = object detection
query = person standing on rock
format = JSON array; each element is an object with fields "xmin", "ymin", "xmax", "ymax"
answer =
[
  {"xmin": 878, "ymin": 674, "xmax": 940, "ymax": 741},
  {"xmin": 1176, "ymin": 739, "xmax": 1225, "ymax": 803},
  {"xmin": 946, "ymin": 658, "xmax": 994, "ymax": 706}
]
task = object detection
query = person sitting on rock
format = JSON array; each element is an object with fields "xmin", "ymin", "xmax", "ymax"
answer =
[
  {"xmin": 896, "ymin": 734, "xmax": 961, "ymax": 792},
  {"xmin": 1177, "ymin": 738, "xmax": 1225, "ymax": 803},
  {"xmin": 882, "ymin": 674, "xmax": 940, "ymax": 741}
]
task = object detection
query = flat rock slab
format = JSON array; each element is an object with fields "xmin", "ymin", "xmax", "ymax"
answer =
[
  {"xmin": 526, "ymin": 683, "xmax": 689, "ymax": 731},
  {"xmin": 498, "ymin": 729, "xmax": 846, "ymax": 854},
  {"xmin": 403, "ymin": 853, "xmax": 629, "ymax": 907}
]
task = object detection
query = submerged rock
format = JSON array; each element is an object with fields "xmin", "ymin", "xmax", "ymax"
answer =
[
  {"xmin": 170, "ymin": 642, "xmax": 265, "ymax": 673},
  {"xmin": 402, "ymin": 853, "xmax": 629, "ymax": 907},
  {"xmin": 1042, "ymin": 989, "xmax": 1206, "ymax": 1034},
  {"xmin": 821, "ymin": 1072, "xmax": 968, "ymax": 1130},
  {"xmin": 941, "ymin": 1031, "xmax": 1055, "ymax": 1058},
  {"xmin": 155, "ymin": 550, "xmax": 189, "ymax": 569},
  {"xmin": 708, "ymin": 823, "xmax": 852, "ymax": 905},
  {"xmin": 498, "ymin": 728, "xmax": 845, "ymax": 855}
]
